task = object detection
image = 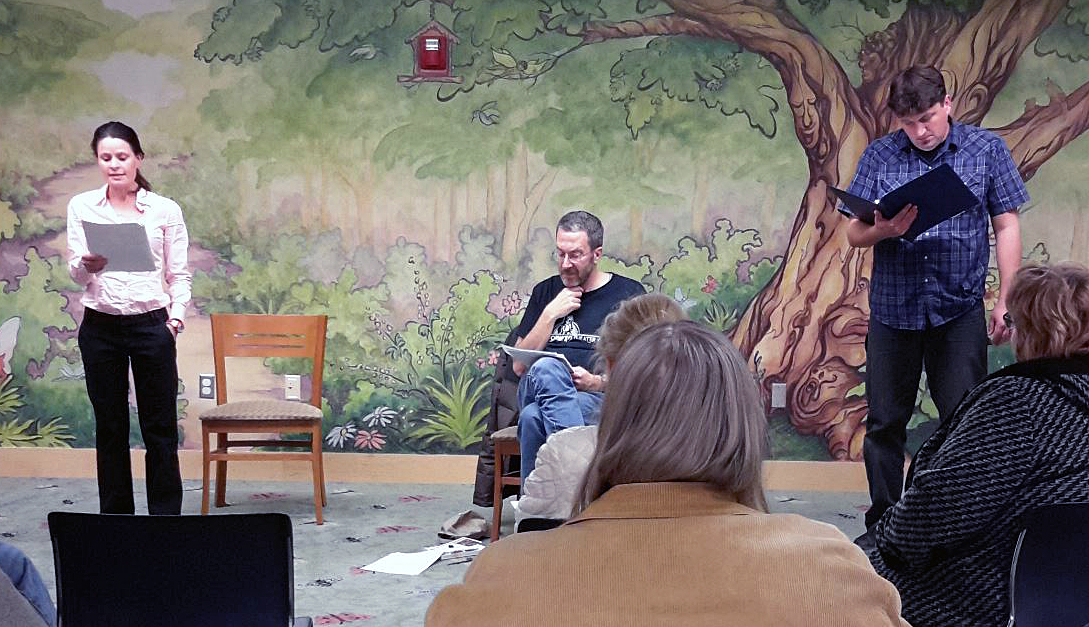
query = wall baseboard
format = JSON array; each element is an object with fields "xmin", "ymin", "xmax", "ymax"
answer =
[{"xmin": 0, "ymin": 448, "xmax": 868, "ymax": 491}]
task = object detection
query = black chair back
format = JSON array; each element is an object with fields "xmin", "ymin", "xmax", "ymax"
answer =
[
  {"xmin": 49, "ymin": 512, "xmax": 301, "ymax": 627},
  {"xmin": 1009, "ymin": 502, "xmax": 1089, "ymax": 627}
]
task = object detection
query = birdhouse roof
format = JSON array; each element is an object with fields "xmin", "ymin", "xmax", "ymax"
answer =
[{"xmin": 406, "ymin": 20, "xmax": 459, "ymax": 44}]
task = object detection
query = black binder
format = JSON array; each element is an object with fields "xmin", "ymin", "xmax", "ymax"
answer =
[{"xmin": 831, "ymin": 163, "xmax": 980, "ymax": 241}]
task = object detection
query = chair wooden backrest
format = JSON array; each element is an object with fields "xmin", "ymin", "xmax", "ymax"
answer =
[
  {"xmin": 201, "ymin": 314, "xmax": 329, "ymax": 525},
  {"xmin": 210, "ymin": 314, "xmax": 327, "ymax": 408}
]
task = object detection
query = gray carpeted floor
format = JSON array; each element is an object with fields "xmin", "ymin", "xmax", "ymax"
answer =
[{"xmin": 0, "ymin": 477, "xmax": 869, "ymax": 626}]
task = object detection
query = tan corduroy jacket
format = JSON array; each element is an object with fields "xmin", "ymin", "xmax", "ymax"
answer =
[{"xmin": 427, "ymin": 482, "xmax": 910, "ymax": 627}]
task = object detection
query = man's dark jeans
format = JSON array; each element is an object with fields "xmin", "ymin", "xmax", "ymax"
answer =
[{"xmin": 863, "ymin": 305, "xmax": 987, "ymax": 528}]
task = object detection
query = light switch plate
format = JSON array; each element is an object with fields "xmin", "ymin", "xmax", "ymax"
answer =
[{"xmin": 770, "ymin": 382, "xmax": 787, "ymax": 409}]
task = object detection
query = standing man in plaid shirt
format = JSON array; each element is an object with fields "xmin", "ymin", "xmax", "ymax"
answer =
[{"xmin": 842, "ymin": 66, "xmax": 1028, "ymax": 543}]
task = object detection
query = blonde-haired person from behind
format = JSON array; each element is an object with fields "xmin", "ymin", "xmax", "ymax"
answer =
[
  {"xmin": 869, "ymin": 261, "xmax": 1089, "ymax": 627},
  {"xmin": 428, "ymin": 321, "xmax": 910, "ymax": 627},
  {"xmin": 515, "ymin": 293, "xmax": 686, "ymax": 521}
]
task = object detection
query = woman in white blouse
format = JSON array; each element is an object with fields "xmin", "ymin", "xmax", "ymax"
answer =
[{"xmin": 66, "ymin": 121, "xmax": 191, "ymax": 515}]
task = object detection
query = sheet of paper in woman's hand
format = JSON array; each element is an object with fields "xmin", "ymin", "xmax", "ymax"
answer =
[{"xmin": 82, "ymin": 221, "xmax": 156, "ymax": 272}]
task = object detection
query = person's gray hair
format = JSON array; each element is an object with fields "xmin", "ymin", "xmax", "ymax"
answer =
[
  {"xmin": 557, "ymin": 210, "xmax": 603, "ymax": 249},
  {"xmin": 576, "ymin": 321, "xmax": 769, "ymax": 514},
  {"xmin": 594, "ymin": 293, "xmax": 686, "ymax": 372},
  {"xmin": 1008, "ymin": 261, "xmax": 1089, "ymax": 360}
]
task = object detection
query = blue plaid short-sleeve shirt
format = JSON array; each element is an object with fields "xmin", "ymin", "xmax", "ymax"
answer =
[{"xmin": 843, "ymin": 121, "xmax": 1029, "ymax": 330}]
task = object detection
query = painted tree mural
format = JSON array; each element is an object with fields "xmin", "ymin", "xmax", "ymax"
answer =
[{"xmin": 194, "ymin": 0, "xmax": 1089, "ymax": 460}]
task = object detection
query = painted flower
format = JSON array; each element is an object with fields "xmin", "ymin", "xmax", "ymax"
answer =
[
  {"xmin": 501, "ymin": 291, "xmax": 524, "ymax": 316},
  {"xmin": 354, "ymin": 430, "xmax": 386, "ymax": 450},
  {"xmin": 701, "ymin": 275, "xmax": 718, "ymax": 294},
  {"xmin": 362, "ymin": 406, "xmax": 397, "ymax": 428},
  {"xmin": 325, "ymin": 423, "xmax": 357, "ymax": 448},
  {"xmin": 673, "ymin": 287, "xmax": 697, "ymax": 310},
  {"xmin": 487, "ymin": 350, "xmax": 499, "ymax": 365},
  {"xmin": 476, "ymin": 358, "xmax": 486, "ymax": 369}
]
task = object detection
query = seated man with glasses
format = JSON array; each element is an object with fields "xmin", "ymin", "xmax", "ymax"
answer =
[{"xmin": 511, "ymin": 210, "xmax": 645, "ymax": 484}]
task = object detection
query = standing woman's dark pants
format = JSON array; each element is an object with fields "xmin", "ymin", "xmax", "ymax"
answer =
[{"xmin": 78, "ymin": 307, "xmax": 182, "ymax": 515}]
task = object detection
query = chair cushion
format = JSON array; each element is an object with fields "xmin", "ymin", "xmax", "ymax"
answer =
[
  {"xmin": 199, "ymin": 399, "xmax": 322, "ymax": 420},
  {"xmin": 492, "ymin": 425, "xmax": 518, "ymax": 441}
]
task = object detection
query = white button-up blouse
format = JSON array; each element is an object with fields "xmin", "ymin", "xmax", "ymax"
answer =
[{"xmin": 66, "ymin": 185, "xmax": 191, "ymax": 321}]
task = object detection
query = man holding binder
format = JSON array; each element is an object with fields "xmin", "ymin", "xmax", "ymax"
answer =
[{"xmin": 841, "ymin": 66, "xmax": 1028, "ymax": 538}]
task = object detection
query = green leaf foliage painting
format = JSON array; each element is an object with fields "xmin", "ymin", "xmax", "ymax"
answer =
[{"xmin": 1, "ymin": 0, "xmax": 1087, "ymax": 459}]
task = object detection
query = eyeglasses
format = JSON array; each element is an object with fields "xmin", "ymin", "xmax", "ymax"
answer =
[
  {"xmin": 1003, "ymin": 312, "xmax": 1014, "ymax": 329},
  {"xmin": 553, "ymin": 250, "xmax": 587, "ymax": 263}
]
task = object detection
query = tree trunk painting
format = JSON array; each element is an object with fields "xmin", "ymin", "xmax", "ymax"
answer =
[
  {"xmin": 500, "ymin": 142, "xmax": 559, "ymax": 264},
  {"xmin": 561, "ymin": 0, "xmax": 1089, "ymax": 458},
  {"xmin": 485, "ymin": 164, "xmax": 500, "ymax": 234},
  {"xmin": 501, "ymin": 144, "xmax": 528, "ymax": 263},
  {"xmin": 335, "ymin": 166, "xmax": 371, "ymax": 249},
  {"xmin": 319, "ymin": 160, "xmax": 331, "ymax": 230},
  {"xmin": 628, "ymin": 0, "xmax": 1088, "ymax": 460},
  {"xmin": 691, "ymin": 162, "xmax": 710, "ymax": 239}
]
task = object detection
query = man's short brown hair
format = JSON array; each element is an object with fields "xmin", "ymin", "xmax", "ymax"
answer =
[{"xmin": 888, "ymin": 66, "xmax": 947, "ymax": 116}]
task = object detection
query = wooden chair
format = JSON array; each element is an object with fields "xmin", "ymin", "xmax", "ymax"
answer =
[
  {"xmin": 490, "ymin": 425, "xmax": 521, "ymax": 541},
  {"xmin": 200, "ymin": 314, "xmax": 328, "ymax": 524}
]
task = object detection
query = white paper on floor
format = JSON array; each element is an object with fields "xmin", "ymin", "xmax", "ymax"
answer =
[{"xmin": 363, "ymin": 538, "xmax": 485, "ymax": 576}]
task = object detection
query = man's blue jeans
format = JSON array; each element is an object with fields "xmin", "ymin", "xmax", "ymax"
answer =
[
  {"xmin": 517, "ymin": 358, "xmax": 602, "ymax": 484},
  {"xmin": 0, "ymin": 540, "xmax": 56, "ymax": 626}
]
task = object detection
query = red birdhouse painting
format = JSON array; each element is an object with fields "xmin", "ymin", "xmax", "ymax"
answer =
[{"xmin": 397, "ymin": 19, "xmax": 461, "ymax": 84}]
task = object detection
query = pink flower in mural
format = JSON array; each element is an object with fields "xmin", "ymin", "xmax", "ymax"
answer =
[
  {"xmin": 477, "ymin": 351, "xmax": 499, "ymax": 370},
  {"xmin": 501, "ymin": 291, "xmax": 524, "ymax": 316},
  {"xmin": 701, "ymin": 275, "xmax": 718, "ymax": 294},
  {"xmin": 354, "ymin": 430, "xmax": 386, "ymax": 450}
]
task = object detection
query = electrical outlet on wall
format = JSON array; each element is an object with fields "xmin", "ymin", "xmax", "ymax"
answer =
[
  {"xmin": 198, "ymin": 374, "xmax": 215, "ymax": 400},
  {"xmin": 284, "ymin": 374, "xmax": 302, "ymax": 401}
]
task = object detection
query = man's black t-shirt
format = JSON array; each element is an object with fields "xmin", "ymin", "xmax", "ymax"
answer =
[{"xmin": 515, "ymin": 274, "xmax": 646, "ymax": 369}]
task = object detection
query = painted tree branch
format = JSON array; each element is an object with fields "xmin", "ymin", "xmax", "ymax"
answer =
[
  {"xmin": 993, "ymin": 79, "xmax": 1089, "ymax": 182},
  {"xmin": 577, "ymin": 15, "xmax": 716, "ymax": 43},
  {"xmin": 665, "ymin": 0, "xmax": 869, "ymax": 163},
  {"xmin": 856, "ymin": 3, "xmax": 966, "ymax": 132},
  {"xmin": 942, "ymin": 0, "xmax": 1067, "ymax": 126}
]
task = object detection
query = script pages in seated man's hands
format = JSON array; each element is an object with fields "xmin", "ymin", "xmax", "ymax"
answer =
[{"xmin": 501, "ymin": 345, "xmax": 574, "ymax": 373}]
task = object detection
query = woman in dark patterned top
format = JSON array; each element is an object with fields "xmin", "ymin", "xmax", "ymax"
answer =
[{"xmin": 869, "ymin": 261, "xmax": 1089, "ymax": 627}]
